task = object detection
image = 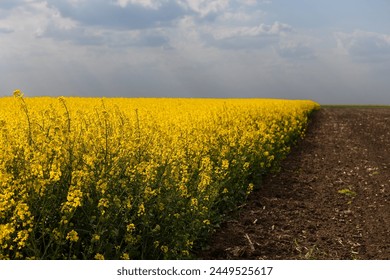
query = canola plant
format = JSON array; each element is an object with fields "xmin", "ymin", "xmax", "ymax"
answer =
[{"xmin": 0, "ymin": 90, "xmax": 319, "ymax": 259}]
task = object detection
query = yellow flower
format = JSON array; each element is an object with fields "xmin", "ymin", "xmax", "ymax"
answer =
[
  {"xmin": 0, "ymin": 95, "xmax": 319, "ymax": 260},
  {"xmin": 190, "ymin": 198, "xmax": 198, "ymax": 207},
  {"xmin": 121, "ymin": 253, "xmax": 130, "ymax": 260},
  {"xmin": 182, "ymin": 250, "xmax": 189, "ymax": 256},
  {"xmin": 94, "ymin": 253, "xmax": 105, "ymax": 260},
  {"xmin": 14, "ymin": 230, "xmax": 29, "ymax": 249},
  {"xmin": 52, "ymin": 228, "xmax": 62, "ymax": 240},
  {"xmin": 160, "ymin": 245, "xmax": 168, "ymax": 254},
  {"xmin": 92, "ymin": 234, "xmax": 100, "ymax": 242},
  {"xmin": 152, "ymin": 224, "xmax": 160, "ymax": 232},
  {"xmin": 126, "ymin": 223, "xmax": 136, "ymax": 232},
  {"xmin": 13, "ymin": 89, "xmax": 23, "ymax": 97},
  {"xmin": 247, "ymin": 183, "xmax": 254, "ymax": 195},
  {"xmin": 221, "ymin": 159, "xmax": 229, "ymax": 170},
  {"xmin": 66, "ymin": 230, "xmax": 79, "ymax": 242},
  {"xmin": 185, "ymin": 240, "xmax": 194, "ymax": 248},
  {"xmin": 98, "ymin": 198, "xmax": 109, "ymax": 209},
  {"xmin": 137, "ymin": 203, "xmax": 145, "ymax": 216},
  {"xmin": 0, "ymin": 224, "xmax": 15, "ymax": 243}
]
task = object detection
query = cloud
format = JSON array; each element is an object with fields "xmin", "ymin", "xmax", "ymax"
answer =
[
  {"xmin": 276, "ymin": 41, "xmax": 315, "ymax": 60},
  {"xmin": 0, "ymin": 0, "xmax": 25, "ymax": 11},
  {"xmin": 28, "ymin": 0, "xmax": 282, "ymax": 50},
  {"xmin": 0, "ymin": 1, "xmax": 278, "ymax": 50},
  {"xmin": 236, "ymin": 0, "xmax": 271, "ymax": 6},
  {"xmin": 115, "ymin": 0, "xmax": 163, "ymax": 9},
  {"xmin": 212, "ymin": 21, "xmax": 292, "ymax": 40},
  {"xmin": 37, "ymin": 17, "xmax": 171, "ymax": 48},
  {"xmin": 178, "ymin": 0, "xmax": 229, "ymax": 18},
  {"xmin": 0, "ymin": 1, "xmax": 76, "ymax": 37},
  {"xmin": 205, "ymin": 21, "xmax": 293, "ymax": 49},
  {"xmin": 51, "ymin": 0, "xmax": 186, "ymax": 30},
  {"xmin": 0, "ymin": 26, "xmax": 14, "ymax": 34},
  {"xmin": 3, "ymin": 0, "xmax": 388, "ymax": 104},
  {"xmin": 135, "ymin": 32, "xmax": 170, "ymax": 47},
  {"xmin": 335, "ymin": 30, "xmax": 390, "ymax": 63},
  {"xmin": 0, "ymin": 1, "xmax": 168, "ymax": 48}
]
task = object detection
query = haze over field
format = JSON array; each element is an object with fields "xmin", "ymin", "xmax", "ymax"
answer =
[{"xmin": 1, "ymin": 0, "xmax": 390, "ymax": 104}]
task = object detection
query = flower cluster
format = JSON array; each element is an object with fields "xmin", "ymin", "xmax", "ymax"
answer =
[{"xmin": 0, "ymin": 91, "xmax": 319, "ymax": 259}]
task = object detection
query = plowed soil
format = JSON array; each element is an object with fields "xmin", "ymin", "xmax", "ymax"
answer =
[{"xmin": 198, "ymin": 107, "xmax": 390, "ymax": 260}]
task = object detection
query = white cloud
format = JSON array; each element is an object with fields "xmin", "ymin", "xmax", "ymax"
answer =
[
  {"xmin": 0, "ymin": 1, "xmax": 172, "ymax": 48},
  {"xmin": 0, "ymin": 0, "xmax": 273, "ymax": 49},
  {"xmin": 202, "ymin": 21, "xmax": 292, "ymax": 50},
  {"xmin": 0, "ymin": 26, "xmax": 13, "ymax": 34},
  {"xmin": 219, "ymin": 11, "xmax": 253, "ymax": 22},
  {"xmin": 335, "ymin": 30, "xmax": 390, "ymax": 62},
  {"xmin": 242, "ymin": 0, "xmax": 257, "ymax": 6},
  {"xmin": 212, "ymin": 21, "xmax": 291, "ymax": 40},
  {"xmin": 0, "ymin": 0, "xmax": 25, "ymax": 10},
  {"xmin": 2, "ymin": 1, "xmax": 389, "ymax": 104},
  {"xmin": 116, "ymin": 0, "xmax": 163, "ymax": 9},
  {"xmin": 276, "ymin": 41, "xmax": 315, "ymax": 60},
  {"xmin": 178, "ymin": 0, "xmax": 229, "ymax": 17},
  {"xmin": 0, "ymin": 1, "xmax": 77, "ymax": 36},
  {"xmin": 50, "ymin": 0, "xmax": 186, "ymax": 30},
  {"xmin": 242, "ymin": 0, "xmax": 271, "ymax": 5},
  {"xmin": 67, "ymin": 0, "xmax": 86, "ymax": 6}
]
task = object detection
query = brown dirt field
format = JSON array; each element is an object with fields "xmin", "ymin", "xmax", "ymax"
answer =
[{"xmin": 198, "ymin": 107, "xmax": 390, "ymax": 260}]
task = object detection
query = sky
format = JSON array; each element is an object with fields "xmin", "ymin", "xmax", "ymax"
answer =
[{"xmin": 1, "ymin": 0, "xmax": 390, "ymax": 104}]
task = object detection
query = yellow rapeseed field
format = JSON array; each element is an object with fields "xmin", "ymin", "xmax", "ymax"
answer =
[{"xmin": 0, "ymin": 90, "xmax": 319, "ymax": 259}]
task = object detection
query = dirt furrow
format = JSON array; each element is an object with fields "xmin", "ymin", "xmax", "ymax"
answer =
[{"xmin": 198, "ymin": 108, "xmax": 390, "ymax": 260}]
